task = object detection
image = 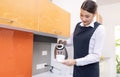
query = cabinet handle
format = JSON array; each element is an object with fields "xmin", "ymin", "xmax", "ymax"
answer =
[
  {"xmin": 59, "ymin": 32, "xmax": 62, "ymax": 35},
  {"xmin": 57, "ymin": 31, "xmax": 62, "ymax": 35},
  {"xmin": 53, "ymin": 30, "xmax": 57, "ymax": 34},
  {"xmin": 53, "ymin": 30, "xmax": 62, "ymax": 35},
  {"xmin": 0, "ymin": 17, "xmax": 14, "ymax": 23}
]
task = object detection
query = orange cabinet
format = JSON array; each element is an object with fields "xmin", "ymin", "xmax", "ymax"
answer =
[
  {"xmin": 38, "ymin": 0, "xmax": 70, "ymax": 37},
  {"xmin": 96, "ymin": 13, "xmax": 103, "ymax": 24},
  {"xmin": 0, "ymin": 0, "xmax": 70, "ymax": 37},
  {"xmin": 0, "ymin": 0, "xmax": 38, "ymax": 31},
  {"xmin": 0, "ymin": 28, "xmax": 33, "ymax": 77}
]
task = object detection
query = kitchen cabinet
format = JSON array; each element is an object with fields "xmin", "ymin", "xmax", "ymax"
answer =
[
  {"xmin": 0, "ymin": 0, "xmax": 38, "ymax": 31},
  {"xmin": 0, "ymin": 0, "xmax": 70, "ymax": 37},
  {"xmin": 96, "ymin": 13, "xmax": 103, "ymax": 24},
  {"xmin": 38, "ymin": 0, "xmax": 70, "ymax": 37},
  {"xmin": 0, "ymin": 28, "xmax": 33, "ymax": 77}
]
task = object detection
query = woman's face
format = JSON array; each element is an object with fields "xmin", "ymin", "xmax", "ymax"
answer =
[{"xmin": 80, "ymin": 9, "xmax": 95, "ymax": 26}]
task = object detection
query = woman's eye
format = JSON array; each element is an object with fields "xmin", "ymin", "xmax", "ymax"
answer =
[
  {"xmin": 85, "ymin": 15, "xmax": 89, "ymax": 18},
  {"xmin": 80, "ymin": 14, "xmax": 83, "ymax": 17}
]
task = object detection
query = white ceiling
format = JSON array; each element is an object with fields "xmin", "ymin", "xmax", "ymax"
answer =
[{"xmin": 97, "ymin": 0, "xmax": 120, "ymax": 5}]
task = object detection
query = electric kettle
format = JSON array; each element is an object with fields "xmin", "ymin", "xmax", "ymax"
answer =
[{"xmin": 54, "ymin": 40, "xmax": 68, "ymax": 62}]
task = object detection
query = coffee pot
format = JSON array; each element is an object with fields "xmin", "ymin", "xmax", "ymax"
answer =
[{"xmin": 54, "ymin": 40, "xmax": 68, "ymax": 62}]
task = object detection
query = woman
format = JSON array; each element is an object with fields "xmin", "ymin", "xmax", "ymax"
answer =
[{"xmin": 61, "ymin": 0, "xmax": 105, "ymax": 77}]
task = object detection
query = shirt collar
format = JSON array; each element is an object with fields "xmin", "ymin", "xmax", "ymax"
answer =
[{"xmin": 80, "ymin": 20, "xmax": 96, "ymax": 28}]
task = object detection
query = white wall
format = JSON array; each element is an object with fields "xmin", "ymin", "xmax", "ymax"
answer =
[{"xmin": 98, "ymin": 2, "xmax": 120, "ymax": 77}]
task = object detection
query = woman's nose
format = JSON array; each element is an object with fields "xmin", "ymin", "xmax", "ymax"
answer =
[{"xmin": 82, "ymin": 17, "xmax": 86, "ymax": 21}]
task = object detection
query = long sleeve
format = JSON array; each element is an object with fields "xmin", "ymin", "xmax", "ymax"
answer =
[{"xmin": 75, "ymin": 25, "xmax": 106, "ymax": 66}]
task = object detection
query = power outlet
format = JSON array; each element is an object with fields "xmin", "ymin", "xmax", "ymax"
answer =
[{"xmin": 36, "ymin": 63, "xmax": 47, "ymax": 70}]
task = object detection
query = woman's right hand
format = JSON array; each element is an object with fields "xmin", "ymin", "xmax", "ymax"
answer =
[{"xmin": 62, "ymin": 59, "xmax": 76, "ymax": 66}]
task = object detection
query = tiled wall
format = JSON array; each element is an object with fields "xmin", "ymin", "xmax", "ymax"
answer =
[{"xmin": 32, "ymin": 42, "xmax": 51, "ymax": 75}]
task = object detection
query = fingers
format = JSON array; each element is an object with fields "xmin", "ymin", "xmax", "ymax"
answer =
[
  {"xmin": 58, "ymin": 40, "xmax": 63, "ymax": 44},
  {"xmin": 58, "ymin": 40, "xmax": 66, "ymax": 45}
]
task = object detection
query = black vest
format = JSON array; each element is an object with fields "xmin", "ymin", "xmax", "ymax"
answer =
[{"xmin": 73, "ymin": 22, "xmax": 100, "ymax": 77}]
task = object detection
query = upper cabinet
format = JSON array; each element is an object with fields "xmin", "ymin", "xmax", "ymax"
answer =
[
  {"xmin": 0, "ymin": 0, "xmax": 70, "ymax": 37},
  {"xmin": 38, "ymin": 0, "xmax": 70, "ymax": 37},
  {"xmin": 0, "ymin": 0, "xmax": 38, "ymax": 31},
  {"xmin": 96, "ymin": 12, "xmax": 103, "ymax": 24}
]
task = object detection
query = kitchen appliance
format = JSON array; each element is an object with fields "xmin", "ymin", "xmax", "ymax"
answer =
[{"xmin": 54, "ymin": 40, "xmax": 68, "ymax": 62}]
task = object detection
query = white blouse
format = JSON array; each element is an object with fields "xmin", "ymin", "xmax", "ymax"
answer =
[{"xmin": 66, "ymin": 21, "xmax": 106, "ymax": 66}]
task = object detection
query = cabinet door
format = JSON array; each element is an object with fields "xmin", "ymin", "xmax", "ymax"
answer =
[
  {"xmin": 0, "ymin": 0, "xmax": 38, "ymax": 31},
  {"xmin": 38, "ymin": 0, "xmax": 70, "ymax": 37},
  {"xmin": 53, "ymin": 4, "xmax": 70, "ymax": 37},
  {"xmin": 0, "ymin": 28, "xmax": 33, "ymax": 77}
]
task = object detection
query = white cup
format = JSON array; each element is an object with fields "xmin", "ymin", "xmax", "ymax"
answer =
[{"xmin": 56, "ymin": 55, "xmax": 65, "ymax": 62}]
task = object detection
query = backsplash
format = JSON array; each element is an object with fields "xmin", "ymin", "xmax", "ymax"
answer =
[{"xmin": 32, "ymin": 35, "xmax": 57, "ymax": 75}]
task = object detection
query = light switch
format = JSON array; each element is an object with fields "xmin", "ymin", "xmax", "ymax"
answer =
[{"xmin": 42, "ymin": 50, "xmax": 47, "ymax": 55}]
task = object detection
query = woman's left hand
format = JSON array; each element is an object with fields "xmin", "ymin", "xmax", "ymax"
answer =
[{"xmin": 62, "ymin": 59, "xmax": 76, "ymax": 66}]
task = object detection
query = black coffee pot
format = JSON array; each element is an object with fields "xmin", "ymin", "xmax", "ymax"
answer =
[{"xmin": 54, "ymin": 40, "xmax": 68, "ymax": 60}]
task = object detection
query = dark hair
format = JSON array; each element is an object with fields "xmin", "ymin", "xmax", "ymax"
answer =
[{"xmin": 81, "ymin": 0, "xmax": 97, "ymax": 14}]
